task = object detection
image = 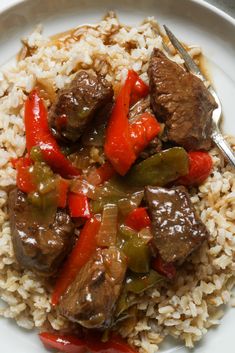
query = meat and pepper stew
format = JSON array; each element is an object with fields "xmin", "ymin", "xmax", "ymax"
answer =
[{"xmin": 9, "ymin": 45, "xmax": 215, "ymax": 352}]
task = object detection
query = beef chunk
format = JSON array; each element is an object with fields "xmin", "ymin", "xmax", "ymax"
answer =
[
  {"xmin": 145, "ymin": 186, "xmax": 209, "ymax": 263},
  {"xmin": 148, "ymin": 49, "xmax": 217, "ymax": 150},
  {"xmin": 59, "ymin": 247, "xmax": 127, "ymax": 329},
  {"xmin": 8, "ymin": 189, "xmax": 74, "ymax": 276},
  {"xmin": 49, "ymin": 70, "xmax": 114, "ymax": 143}
]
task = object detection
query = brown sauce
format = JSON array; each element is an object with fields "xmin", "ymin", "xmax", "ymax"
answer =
[
  {"xmin": 49, "ymin": 24, "xmax": 97, "ymax": 47},
  {"xmin": 198, "ymin": 54, "xmax": 211, "ymax": 82}
]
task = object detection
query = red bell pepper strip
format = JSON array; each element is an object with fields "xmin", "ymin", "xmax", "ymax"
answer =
[
  {"xmin": 125, "ymin": 207, "xmax": 151, "ymax": 231},
  {"xmin": 129, "ymin": 113, "xmax": 161, "ymax": 155},
  {"xmin": 13, "ymin": 157, "xmax": 36, "ymax": 193},
  {"xmin": 57, "ymin": 179, "xmax": 70, "ymax": 208},
  {"xmin": 24, "ymin": 90, "xmax": 80, "ymax": 178},
  {"xmin": 130, "ymin": 70, "xmax": 149, "ymax": 105},
  {"xmin": 104, "ymin": 70, "xmax": 137, "ymax": 175},
  {"xmin": 39, "ymin": 332, "xmax": 138, "ymax": 353},
  {"xmin": 105, "ymin": 71, "xmax": 158, "ymax": 176},
  {"xmin": 152, "ymin": 255, "xmax": 176, "ymax": 280},
  {"xmin": 11, "ymin": 157, "xmax": 23, "ymax": 169},
  {"xmin": 51, "ymin": 217, "xmax": 100, "ymax": 305},
  {"xmin": 177, "ymin": 151, "xmax": 213, "ymax": 186},
  {"xmin": 68, "ymin": 193, "xmax": 91, "ymax": 218}
]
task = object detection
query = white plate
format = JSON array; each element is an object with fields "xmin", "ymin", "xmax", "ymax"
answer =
[{"xmin": 0, "ymin": 0, "xmax": 234, "ymax": 352}]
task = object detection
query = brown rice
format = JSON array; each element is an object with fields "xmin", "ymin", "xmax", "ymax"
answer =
[{"xmin": 0, "ymin": 13, "xmax": 234, "ymax": 353}]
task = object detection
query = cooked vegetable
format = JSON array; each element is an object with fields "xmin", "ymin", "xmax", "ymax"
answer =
[
  {"xmin": 122, "ymin": 239, "xmax": 150, "ymax": 273},
  {"xmin": 118, "ymin": 225, "xmax": 137, "ymax": 240},
  {"xmin": 69, "ymin": 146, "xmax": 92, "ymax": 170},
  {"xmin": 57, "ymin": 179, "xmax": 69, "ymax": 208},
  {"xmin": 13, "ymin": 157, "xmax": 36, "ymax": 193},
  {"xmin": 39, "ymin": 332, "xmax": 138, "ymax": 353},
  {"xmin": 95, "ymin": 180, "xmax": 127, "ymax": 199},
  {"xmin": 30, "ymin": 145, "xmax": 44, "ymax": 162},
  {"xmin": 68, "ymin": 193, "xmax": 91, "ymax": 218},
  {"xmin": 31, "ymin": 160, "xmax": 56, "ymax": 194},
  {"xmin": 24, "ymin": 89, "xmax": 80, "ymax": 178},
  {"xmin": 13, "ymin": 154, "xmax": 71, "ymax": 211},
  {"xmin": 86, "ymin": 162, "xmax": 116, "ymax": 187},
  {"xmin": 117, "ymin": 191, "xmax": 144, "ymax": 216},
  {"xmin": 119, "ymin": 225, "xmax": 151, "ymax": 273},
  {"xmin": 125, "ymin": 147, "xmax": 189, "ymax": 187},
  {"xmin": 125, "ymin": 207, "xmax": 151, "ymax": 231},
  {"xmin": 94, "ymin": 162, "xmax": 116, "ymax": 185},
  {"xmin": 177, "ymin": 151, "xmax": 213, "ymax": 186},
  {"xmin": 96, "ymin": 204, "xmax": 118, "ymax": 247},
  {"xmin": 129, "ymin": 112, "xmax": 161, "ymax": 155},
  {"xmin": 104, "ymin": 70, "xmax": 137, "ymax": 175},
  {"xmin": 51, "ymin": 217, "xmax": 100, "ymax": 305},
  {"xmin": 125, "ymin": 270, "xmax": 162, "ymax": 294},
  {"xmin": 90, "ymin": 187, "xmax": 144, "ymax": 215},
  {"xmin": 104, "ymin": 70, "xmax": 159, "ymax": 176},
  {"xmin": 152, "ymin": 255, "xmax": 176, "ymax": 280},
  {"xmin": 130, "ymin": 71, "xmax": 149, "ymax": 105},
  {"xmin": 70, "ymin": 178, "xmax": 96, "ymax": 199}
]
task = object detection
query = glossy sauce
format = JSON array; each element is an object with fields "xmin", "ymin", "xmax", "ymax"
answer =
[{"xmin": 49, "ymin": 24, "xmax": 98, "ymax": 47}]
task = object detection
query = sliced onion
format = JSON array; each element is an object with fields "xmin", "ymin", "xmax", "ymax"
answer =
[
  {"xmin": 69, "ymin": 147, "xmax": 91, "ymax": 170},
  {"xmin": 96, "ymin": 204, "xmax": 118, "ymax": 247},
  {"xmin": 138, "ymin": 227, "xmax": 153, "ymax": 244},
  {"xmin": 86, "ymin": 168, "xmax": 102, "ymax": 186},
  {"xmin": 119, "ymin": 224, "xmax": 138, "ymax": 240},
  {"xmin": 70, "ymin": 178, "xmax": 97, "ymax": 199},
  {"xmin": 118, "ymin": 190, "xmax": 144, "ymax": 216},
  {"xmin": 87, "ymin": 181, "xmax": 127, "ymax": 201},
  {"xmin": 36, "ymin": 78, "xmax": 57, "ymax": 103}
]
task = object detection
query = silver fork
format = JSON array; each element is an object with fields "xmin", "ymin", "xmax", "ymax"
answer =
[{"xmin": 163, "ymin": 25, "xmax": 235, "ymax": 168}]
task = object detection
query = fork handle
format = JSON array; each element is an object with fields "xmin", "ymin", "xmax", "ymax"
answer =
[{"xmin": 211, "ymin": 127, "xmax": 235, "ymax": 168}]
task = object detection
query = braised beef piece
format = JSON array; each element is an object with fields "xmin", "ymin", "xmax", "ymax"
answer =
[
  {"xmin": 81, "ymin": 102, "xmax": 113, "ymax": 147},
  {"xmin": 145, "ymin": 186, "xmax": 209, "ymax": 263},
  {"xmin": 8, "ymin": 189, "xmax": 74, "ymax": 276},
  {"xmin": 49, "ymin": 70, "xmax": 114, "ymax": 143},
  {"xmin": 59, "ymin": 247, "xmax": 127, "ymax": 329},
  {"xmin": 148, "ymin": 49, "xmax": 217, "ymax": 151}
]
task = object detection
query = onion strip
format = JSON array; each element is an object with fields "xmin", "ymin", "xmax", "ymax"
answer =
[
  {"xmin": 96, "ymin": 204, "xmax": 118, "ymax": 247},
  {"xmin": 70, "ymin": 179, "xmax": 96, "ymax": 199},
  {"xmin": 118, "ymin": 190, "xmax": 144, "ymax": 216}
]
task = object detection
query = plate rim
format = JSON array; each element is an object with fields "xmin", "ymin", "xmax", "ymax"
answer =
[{"xmin": 0, "ymin": 0, "xmax": 235, "ymax": 26}]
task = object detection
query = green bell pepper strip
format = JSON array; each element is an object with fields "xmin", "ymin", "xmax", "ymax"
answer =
[
  {"xmin": 122, "ymin": 238, "xmax": 150, "ymax": 273},
  {"xmin": 125, "ymin": 147, "xmax": 189, "ymax": 187},
  {"xmin": 125, "ymin": 270, "xmax": 162, "ymax": 294},
  {"xmin": 118, "ymin": 225, "xmax": 151, "ymax": 273}
]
